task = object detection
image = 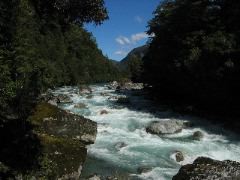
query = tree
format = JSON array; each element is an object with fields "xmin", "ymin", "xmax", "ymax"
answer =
[
  {"xmin": 32, "ymin": 0, "xmax": 108, "ymax": 25},
  {"xmin": 127, "ymin": 56, "xmax": 143, "ymax": 82},
  {"xmin": 143, "ymin": 0, "xmax": 240, "ymax": 116}
]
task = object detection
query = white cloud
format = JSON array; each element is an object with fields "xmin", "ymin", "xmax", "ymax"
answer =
[
  {"xmin": 116, "ymin": 36, "xmax": 131, "ymax": 45},
  {"xmin": 116, "ymin": 38, "xmax": 125, "ymax": 45},
  {"xmin": 115, "ymin": 50, "xmax": 128, "ymax": 56},
  {"xmin": 122, "ymin": 37, "xmax": 131, "ymax": 44},
  {"xmin": 135, "ymin": 16, "xmax": 143, "ymax": 23},
  {"xmin": 131, "ymin": 32, "xmax": 149, "ymax": 43},
  {"xmin": 116, "ymin": 32, "xmax": 149, "ymax": 46}
]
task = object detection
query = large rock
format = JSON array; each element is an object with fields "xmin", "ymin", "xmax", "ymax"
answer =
[
  {"xmin": 117, "ymin": 82, "xmax": 143, "ymax": 91},
  {"xmin": 100, "ymin": 110, "xmax": 108, "ymax": 115},
  {"xmin": 28, "ymin": 102, "xmax": 97, "ymax": 179},
  {"xmin": 173, "ymin": 157, "xmax": 240, "ymax": 180},
  {"xmin": 107, "ymin": 81, "xmax": 119, "ymax": 90},
  {"xmin": 108, "ymin": 81, "xmax": 143, "ymax": 91},
  {"xmin": 146, "ymin": 120, "xmax": 190, "ymax": 135},
  {"xmin": 192, "ymin": 131, "xmax": 204, "ymax": 141},
  {"xmin": 175, "ymin": 151, "xmax": 184, "ymax": 162},
  {"xmin": 79, "ymin": 85, "xmax": 92, "ymax": 95},
  {"xmin": 34, "ymin": 104, "xmax": 97, "ymax": 145},
  {"xmin": 41, "ymin": 92, "xmax": 73, "ymax": 105},
  {"xmin": 56, "ymin": 94, "xmax": 73, "ymax": 104}
]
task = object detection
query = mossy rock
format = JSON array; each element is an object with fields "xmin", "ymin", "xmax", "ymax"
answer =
[
  {"xmin": 28, "ymin": 102, "xmax": 97, "ymax": 144},
  {"xmin": 28, "ymin": 102, "xmax": 59, "ymax": 126},
  {"xmin": 26, "ymin": 102, "xmax": 97, "ymax": 179},
  {"xmin": 39, "ymin": 134, "xmax": 87, "ymax": 179}
]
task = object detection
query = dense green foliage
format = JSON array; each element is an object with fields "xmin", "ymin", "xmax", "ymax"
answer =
[
  {"xmin": 143, "ymin": 0, "xmax": 240, "ymax": 117},
  {"xmin": 0, "ymin": 0, "xmax": 120, "ymax": 177},
  {"xmin": 0, "ymin": 0, "xmax": 119, "ymax": 118},
  {"xmin": 119, "ymin": 45, "xmax": 148, "ymax": 82},
  {"xmin": 126, "ymin": 55, "xmax": 143, "ymax": 82}
]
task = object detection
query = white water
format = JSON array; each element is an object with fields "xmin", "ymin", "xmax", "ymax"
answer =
[{"xmin": 53, "ymin": 85, "xmax": 240, "ymax": 180}]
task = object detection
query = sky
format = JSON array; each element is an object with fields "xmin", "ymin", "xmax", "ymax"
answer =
[{"xmin": 84, "ymin": 0, "xmax": 161, "ymax": 61}]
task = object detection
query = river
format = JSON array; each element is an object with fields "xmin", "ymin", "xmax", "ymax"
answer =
[{"xmin": 53, "ymin": 84, "xmax": 240, "ymax": 180}]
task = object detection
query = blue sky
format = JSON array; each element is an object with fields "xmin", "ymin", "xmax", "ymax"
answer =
[{"xmin": 84, "ymin": 0, "xmax": 161, "ymax": 61}]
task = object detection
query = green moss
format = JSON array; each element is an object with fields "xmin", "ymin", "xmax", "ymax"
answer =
[
  {"xmin": 38, "ymin": 134, "xmax": 87, "ymax": 178},
  {"xmin": 25, "ymin": 102, "xmax": 96, "ymax": 178},
  {"xmin": 28, "ymin": 102, "xmax": 59, "ymax": 126}
]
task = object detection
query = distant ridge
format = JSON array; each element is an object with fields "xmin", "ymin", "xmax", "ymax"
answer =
[{"xmin": 121, "ymin": 45, "xmax": 149, "ymax": 63}]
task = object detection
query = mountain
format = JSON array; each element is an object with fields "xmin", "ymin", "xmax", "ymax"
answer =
[
  {"xmin": 118, "ymin": 45, "xmax": 149, "ymax": 82},
  {"xmin": 121, "ymin": 45, "xmax": 149, "ymax": 64}
]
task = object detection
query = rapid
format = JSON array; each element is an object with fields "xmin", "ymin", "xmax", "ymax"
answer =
[{"xmin": 52, "ymin": 84, "xmax": 240, "ymax": 180}]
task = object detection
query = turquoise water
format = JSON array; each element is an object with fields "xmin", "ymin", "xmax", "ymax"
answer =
[{"xmin": 53, "ymin": 85, "xmax": 240, "ymax": 180}]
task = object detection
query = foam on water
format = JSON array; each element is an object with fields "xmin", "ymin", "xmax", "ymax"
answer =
[{"xmin": 53, "ymin": 85, "xmax": 240, "ymax": 180}]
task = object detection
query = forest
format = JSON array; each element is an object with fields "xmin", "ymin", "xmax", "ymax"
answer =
[
  {"xmin": 0, "ymin": 0, "xmax": 120, "ymax": 120},
  {"xmin": 0, "ymin": 0, "xmax": 120, "ymax": 178},
  {"xmin": 142, "ymin": 0, "xmax": 240, "ymax": 118}
]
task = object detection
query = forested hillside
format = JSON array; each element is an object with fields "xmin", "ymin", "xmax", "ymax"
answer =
[
  {"xmin": 0, "ymin": 0, "xmax": 121, "ymax": 178},
  {"xmin": 0, "ymin": 0, "xmax": 120, "ymax": 120},
  {"xmin": 119, "ymin": 45, "xmax": 148, "ymax": 82},
  {"xmin": 143, "ymin": 0, "xmax": 240, "ymax": 118}
]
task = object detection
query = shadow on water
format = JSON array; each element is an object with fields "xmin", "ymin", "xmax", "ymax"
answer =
[
  {"xmin": 113, "ymin": 89, "xmax": 176, "ymax": 118},
  {"xmin": 112, "ymin": 89, "xmax": 240, "ymax": 142}
]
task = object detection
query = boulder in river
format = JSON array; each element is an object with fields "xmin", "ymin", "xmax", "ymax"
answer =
[
  {"xmin": 146, "ymin": 120, "xmax": 190, "ymax": 135},
  {"xmin": 107, "ymin": 81, "xmax": 119, "ymax": 90},
  {"xmin": 108, "ymin": 81, "xmax": 143, "ymax": 91},
  {"xmin": 114, "ymin": 142, "xmax": 127, "ymax": 150},
  {"xmin": 74, "ymin": 103, "xmax": 87, "ymax": 109},
  {"xmin": 192, "ymin": 131, "xmax": 204, "ymax": 141},
  {"xmin": 173, "ymin": 157, "xmax": 240, "ymax": 180},
  {"xmin": 175, "ymin": 151, "xmax": 184, "ymax": 162},
  {"xmin": 79, "ymin": 85, "xmax": 92, "ymax": 95},
  {"xmin": 100, "ymin": 110, "xmax": 108, "ymax": 115},
  {"xmin": 100, "ymin": 92, "xmax": 109, "ymax": 96},
  {"xmin": 137, "ymin": 166, "xmax": 152, "ymax": 174},
  {"xmin": 56, "ymin": 94, "xmax": 73, "ymax": 104},
  {"xmin": 118, "ymin": 82, "xmax": 143, "ymax": 91}
]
